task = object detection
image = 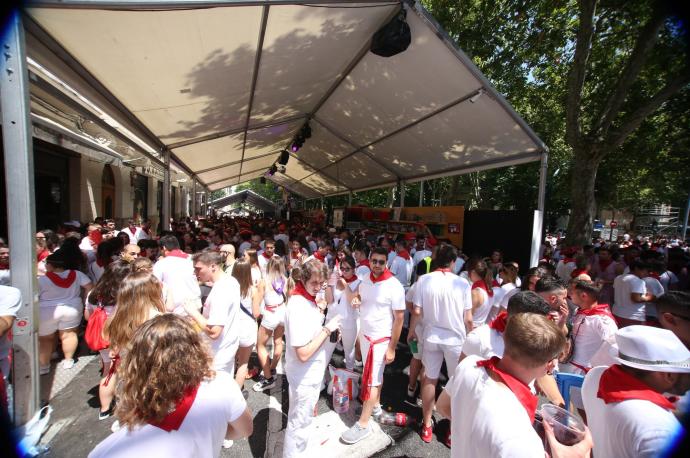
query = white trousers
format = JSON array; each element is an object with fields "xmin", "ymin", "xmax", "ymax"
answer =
[
  {"xmin": 283, "ymin": 381, "xmax": 321, "ymax": 457},
  {"xmin": 324, "ymin": 324, "xmax": 359, "ymax": 371}
]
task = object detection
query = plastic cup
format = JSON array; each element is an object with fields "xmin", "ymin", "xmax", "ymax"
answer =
[
  {"xmin": 540, "ymin": 404, "xmax": 585, "ymax": 446},
  {"xmin": 409, "ymin": 339, "xmax": 418, "ymax": 354}
]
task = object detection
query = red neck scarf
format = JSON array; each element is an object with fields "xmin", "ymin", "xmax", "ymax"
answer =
[
  {"xmin": 571, "ymin": 268, "xmax": 589, "ymax": 278},
  {"xmin": 0, "ymin": 263, "xmax": 8, "ymax": 270},
  {"xmin": 397, "ymin": 250, "xmax": 411, "ymax": 261},
  {"xmin": 489, "ymin": 311, "xmax": 508, "ymax": 333},
  {"xmin": 370, "ymin": 268, "xmax": 393, "ymax": 284},
  {"xmin": 290, "ymin": 281, "xmax": 317, "ymax": 304},
  {"xmin": 343, "ymin": 274, "xmax": 359, "ymax": 284},
  {"xmin": 149, "ymin": 384, "xmax": 199, "ymax": 431},
  {"xmin": 89, "ymin": 230, "xmax": 103, "ymax": 247},
  {"xmin": 577, "ymin": 303, "xmax": 615, "ymax": 321},
  {"xmin": 291, "ymin": 250, "xmax": 300, "ymax": 260},
  {"xmin": 313, "ymin": 251, "xmax": 326, "ymax": 262},
  {"xmin": 472, "ymin": 280, "xmax": 494, "ymax": 297},
  {"xmin": 46, "ymin": 270, "xmax": 76, "ymax": 288},
  {"xmin": 562, "ymin": 257, "xmax": 575, "ymax": 265},
  {"xmin": 477, "ymin": 357, "xmax": 537, "ymax": 422},
  {"xmin": 166, "ymin": 249, "xmax": 188, "ymax": 259},
  {"xmin": 648, "ymin": 272, "xmax": 661, "ymax": 280},
  {"xmin": 37, "ymin": 249, "xmax": 50, "ymax": 263},
  {"xmin": 95, "ymin": 258, "xmax": 105, "ymax": 268},
  {"xmin": 262, "ymin": 251, "xmax": 272, "ymax": 260},
  {"xmin": 597, "ymin": 364, "xmax": 675, "ymax": 410},
  {"xmin": 358, "ymin": 259, "xmax": 370, "ymax": 269},
  {"xmin": 435, "ymin": 268, "xmax": 452, "ymax": 274}
]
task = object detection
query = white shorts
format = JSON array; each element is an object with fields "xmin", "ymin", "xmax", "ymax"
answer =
[
  {"xmin": 39, "ymin": 305, "xmax": 82, "ymax": 336},
  {"xmin": 422, "ymin": 340, "xmax": 462, "ymax": 380},
  {"xmin": 411, "ymin": 323, "xmax": 425, "ymax": 361},
  {"xmin": 261, "ymin": 304, "xmax": 285, "ymax": 331},
  {"xmin": 239, "ymin": 320, "xmax": 258, "ymax": 348},
  {"xmin": 359, "ymin": 334, "xmax": 389, "ymax": 388}
]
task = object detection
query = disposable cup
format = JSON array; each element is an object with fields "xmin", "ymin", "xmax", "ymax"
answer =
[{"xmin": 540, "ymin": 404, "xmax": 585, "ymax": 446}]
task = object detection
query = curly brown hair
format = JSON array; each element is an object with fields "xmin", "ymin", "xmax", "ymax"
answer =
[{"xmin": 115, "ymin": 314, "xmax": 214, "ymax": 429}]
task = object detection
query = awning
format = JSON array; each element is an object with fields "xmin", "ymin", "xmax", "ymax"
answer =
[
  {"xmin": 24, "ymin": 1, "xmax": 546, "ymax": 198},
  {"xmin": 211, "ymin": 189, "xmax": 278, "ymax": 214}
]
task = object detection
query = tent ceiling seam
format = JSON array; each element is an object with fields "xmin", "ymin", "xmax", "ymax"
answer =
[
  {"xmin": 192, "ymin": 149, "xmax": 281, "ymax": 175},
  {"xmin": 237, "ymin": 5, "xmax": 270, "ymax": 179},
  {"xmin": 288, "ymin": 154, "xmax": 352, "ymax": 192},
  {"xmin": 29, "ymin": 1, "xmax": 400, "ymax": 11}
]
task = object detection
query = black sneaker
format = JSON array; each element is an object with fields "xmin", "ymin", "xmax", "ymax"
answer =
[
  {"xmin": 404, "ymin": 385, "xmax": 419, "ymax": 407},
  {"xmin": 98, "ymin": 408, "xmax": 113, "ymax": 421},
  {"xmin": 252, "ymin": 375, "xmax": 276, "ymax": 392}
]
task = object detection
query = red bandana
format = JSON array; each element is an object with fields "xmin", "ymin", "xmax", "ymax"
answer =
[
  {"xmin": 291, "ymin": 250, "xmax": 300, "ymax": 260},
  {"xmin": 370, "ymin": 268, "xmax": 394, "ymax": 284},
  {"xmin": 477, "ymin": 357, "xmax": 537, "ymax": 422},
  {"xmin": 89, "ymin": 230, "xmax": 103, "ymax": 247},
  {"xmin": 290, "ymin": 281, "xmax": 317, "ymax": 304},
  {"xmin": 262, "ymin": 251, "xmax": 272, "ymax": 260},
  {"xmin": 599, "ymin": 258, "xmax": 613, "ymax": 271},
  {"xmin": 166, "ymin": 249, "xmax": 189, "ymax": 259},
  {"xmin": 571, "ymin": 268, "xmax": 589, "ymax": 278},
  {"xmin": 358, "ymin": 259, "xmax": 370, "ymax": 269},
  {"xmin": 597, "ymin": 364, "xmax": 675, "ymax": 410},
  {"xmin": 149, "ymin": 384, "xmax": 199, "ymax": 432},
  {"xmin": 577, "ymin": 303, "xmax": 615, "ymax": 321},
  {"xmin": 472, "ymin": 280, "xmax": 494, "ymax": 297},
  {"xmin": 489, "ymin": 311, "xmax": 508, "ymax": 333},
  {"xmin": 96, "ymin": 258, "xmax": 105, "ymax": 268},
  {"xmin": 343, "ymin": 274, "xmax": 359, "ymax": 284},
  {"xmin": 46, "ymin": 270, "xmax": 76, "ymax": 288},
  {"xmin": 397, "ymin": 250, "xmax": 411, "ymax": 261},
  {"xmin": 313, "ymin": 251, "xmax": 326, "ymax": 262},
  {"xmin": 37, "ymin": 249, "xmax": 50, "ymax": 263},
  {"xmin": 360, "ymin": 334, "xmax": 391, "ymax": 401}
]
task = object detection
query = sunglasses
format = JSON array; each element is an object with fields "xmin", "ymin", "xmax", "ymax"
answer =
[{"xmin": 371, "ymin": 259, "xmax": 387, "ymax": 265}]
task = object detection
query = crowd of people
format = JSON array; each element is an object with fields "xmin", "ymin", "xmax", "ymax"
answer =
[{"xmin": 1, "ymin": 215, "xmax": 689, "ymax": 457}]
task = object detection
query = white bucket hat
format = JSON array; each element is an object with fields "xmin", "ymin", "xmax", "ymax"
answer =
[{"xmin": 611, "ymin": 325, "xmax": 690, "ymax": 373}]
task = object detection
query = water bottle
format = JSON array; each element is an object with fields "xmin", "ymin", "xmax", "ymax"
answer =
[
  {"xmin": 332, "ymin": 378, "xmax": 350, "ymax": 414},
  {"xmin": 377, "ymin": 411, "xmax": 415, "ymax": 427}
]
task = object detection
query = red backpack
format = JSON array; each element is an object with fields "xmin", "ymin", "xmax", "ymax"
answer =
[{"xmin": 85, "ymin": 303, "xmax": 110, "ymax": 351}]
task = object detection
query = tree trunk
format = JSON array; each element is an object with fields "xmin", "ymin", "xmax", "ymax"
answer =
[{"xmin": 565, "ymin": 150, "xmax": 601, "ymax": 246}]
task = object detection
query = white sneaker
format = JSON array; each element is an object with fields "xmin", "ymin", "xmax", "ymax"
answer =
[
  {"xmin": 372, "ymin": 403, "xmax": 383, "ymax": 417},
  {"xmin": 222, "ymin": 440, "xmax": 233, "ymax": 449},
  {"xmin": 62, "ymin": 359, "xmax": 75, "ymax": 370},
  {"xmin": 111, "ymin": 420, "xmax": 121, "ymax": 433},
  {"xmin": 39, "ymin": 365, "xmax": 50, "ymax": 376}
]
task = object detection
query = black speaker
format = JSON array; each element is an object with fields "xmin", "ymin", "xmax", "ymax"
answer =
[
  {"xmin": 371, "ymin": 9, "xmax": 411, "ymax": 58},
  {"xmin": 278, "ymin": 150, "xmax": 290, "ymax": 165},
  {"xmin": 260, "ymin": 177, "xmax": 266, "ymax": 184}
]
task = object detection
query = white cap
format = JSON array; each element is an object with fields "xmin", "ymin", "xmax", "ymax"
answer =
[{"xmin": 611, "ymin": 325, "xmax": 690, "ymax": 373}]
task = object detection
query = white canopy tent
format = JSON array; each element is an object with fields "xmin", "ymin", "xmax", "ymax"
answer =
[{"xmin": 2, "ymin": 0, "xmax": 549, "ymax": 426}]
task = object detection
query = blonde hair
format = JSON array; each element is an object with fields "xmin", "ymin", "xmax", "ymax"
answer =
[
  {"xmin": 290, "ymin": 259, "xmax": 327, "ymax": 287},
  {"xmin": 503, "ymin": 313, "xmax": 565, "ymax": 368},
  {"xmin": 265, "ymin": 255, "xmax": 287, "ymax": 285},
  {"xmin": 131, "ymin": 257, "xmax": 153, "ymax": 273},
  {"xmin": 104, "ymin": 271, "xmax": 165, "ymax": 351},
  {"xmin": 115, "ymin": 314, "xmax": 213, "ymax": 429}
]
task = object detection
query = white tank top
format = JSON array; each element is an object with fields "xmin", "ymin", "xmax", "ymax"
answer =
[
  {"xmin": 264, "ymin": 276, "xmax": 286, "ymax": 306},
  {"xmin": 472, "ymin": 287, "xmax": 494, "ymax": 326}
]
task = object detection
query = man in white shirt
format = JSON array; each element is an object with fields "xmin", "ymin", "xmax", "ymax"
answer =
[
  {"xmin": 153, "ymin": 235, "xmax": 201, "ymax": 314},
  {"xmin": 185, "ymin": 251, "xmax": 240, "ymax": 376},
  {"xmin": 437, "ymin": 313, "xmax": 592, "ymax": 457},
  {"xmin": 389, "ymin": 239, "xmax": 414, "ymax": 290},
  {"xmin": 656, "ymin": 291, "xmax": 690, "ymax": 349},
  {"xmin": 274, "ymin": 223, "xmax": 289, "ymax": 248},
  {"xmin": 237, "ymin": 230, "xmax": 252, "ymax": 257},
  {"xmin": 642, "ymin": 261, "xmax": 665, "ymax": 324},
  {"xmin": 411, "ymin": 235, "xmax": 432, "ymax": 266},
  {"xmin": 341, "ymin": 247, "xmax": 406, "ymax": 445},
  {"xmin": 257, "ymin": 238, "xmax": 275, "ymax": 274},
  {"xmin": 612, "ymin": 260, "xmax": 654, "ymax": 327},
  {"xmin": 535, "ymin": 277, "xmax": 570, "ymax": 334},
  {"xmin": 353, "ymin": 243, "xmax": 371, "ymax": 279},
  {"xmin": 0, "ymin": 285, "xmax": 21, "ymax": 379},
  {"xmin": 409, "ymin": 245, "xmax": 472, "ymax": 444},
  {"xmin": 582, "ymin": 326, "xmax": 690, "ymax": 458},
  {"xmin": 0, "ymin": 246, "xmax": 10, "ymax": 286},
  {"xmin": 119, "ymin": 219, "xmax": 146, "ymax": 244}
]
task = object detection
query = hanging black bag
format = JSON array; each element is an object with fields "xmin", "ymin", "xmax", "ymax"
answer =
[{"xmin": 370, "ymin": 8, "xmax": 412, "ymax": 58}]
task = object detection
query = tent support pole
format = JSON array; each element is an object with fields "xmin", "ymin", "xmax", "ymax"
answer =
[
  {"xmin": 1, "ymin": 10, "xmax": 40, "ymax": 426},
  {"xmin": 400, "ymin": 180, "xmax": 406, "ymax": 208},
  {"xmin": 191, "ymin": 180, "xmax": 197, "ymax": 219},
  {"xmin": 419, "ymin": 180, "xmax": 424, "ymax": 207},
  {"xmin": 162, "ymin": 149, "xmax": 171, "ymax": 230},
  {"xmin": 530, "ymin": 151, "xmax": 549, "ymax": 267},
  {"xmin": 348, "ymin": 192, "xmax": 352, "ymax": 206}
]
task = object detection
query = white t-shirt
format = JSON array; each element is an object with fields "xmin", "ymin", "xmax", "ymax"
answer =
[
  {"xmin": 327, "ymin": 279, "xmax": 360, "ymax": 328},
  {"xmin": 569, "ymin": 312, "xmax": 618, "ymax": 370},
  {"xmin": 642, "ymin": 277, "xmax": 664, "ymax": 318},
  {"xmin": 413, "ymin": 271, "xmax": 471, "ymax": 346},
  {"xmin": 556, "ymin": 260, "xmax": 576, "ymax": 281},
  {"xmin": 658, "ymin": 271, "xmax": 678, "ymax": 293},
  {"xmin": 461, "ymin": 324, "xmax": 505, "ymax": 359},
  {"xmin": 0, "ymin": 286, "xmax": 21, "ymax": 373},
  {"xmin": 89, "ymin": 371, "xmax": 246, "ymax": 458},
  {"xmin": 444, "ymin": 355, "xmax": 545, "ymax": 458},
  {"xmin": 38, "ymin": 270, "xmax": 91, "ymax": 308},
  {"xmin": 412, "ymin": 249, "xmax": 432, "ymax": 267},
  {"xmin": 389, "ymin": 255, "xmax": 414, "ymax": 288},
  {"xmin": 582, "ymin": 366, "xmax": 682, "ymax": 458},
  {"xmin": 612, "ymin": 274, "xmax": 646, "ymax": 321},
  {"xmin": 498, "ymin": 284, "xmax": 518, "ymax": 310},
  {"xmin": 88, "ymin": 260, "xmax": 105, "ymax": 284},
  {"xmin": 257, "ymin": 252, "xmax": 270, "ymax": 275},
  {"xmin": 355, "ymin": 262, "xmax": 371, "ymax": 280},
  {"xmin": 452, "ymin": 257, "xmax": 465, "ymax": 275},
  {"xmin": 285, "ymin": 294, "xmax": 329, "ymax": 386},
  {"xmin": 0, "ymin": 269, "xmax": 10, "ymax": 286},
  {"xmin": 202, "ymin": 275, "xmax": 240, "ymax": 372},
  {"xmin": 79, "ymin": 237, "xmax": 96, "ymax": 264},
  {"xmin": 153, "ymin": 255, "xmax": 201, "ymax": 313},
  {"xmin": 119, "ymin": 227, "xmax": 145, "ymax": 244},
  {"xmin": 358, "ymin": 274, "xmax": 406, "ymax": 340}
]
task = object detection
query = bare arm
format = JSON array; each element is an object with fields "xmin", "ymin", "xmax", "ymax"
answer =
[
  {"xmin": 471, "ymin": 289, "xmax": 483, "ymax": 313},
  {"xmin": 295, "ymin": 327, "xmax": 331, "ymax": 363},
  {"xmin": 536, "ymin": 374, "xmax": 565, "ymax": 407},
  {"xmin": 463, "ymin": 308, "xmax": 473, "ymax": 334},
  {"xmin": 251, "ymin": 284, "xmax": 263, "ymax": 319},
  {"xmin": 0, "ymin": 315, "xmax": 14, "ymax": 338},
  {"xmin": 436, "ymin": 390, "xmax": 451, "ymax": 419},
  {"xmin": 225, "ymin": 407, "xmax": 254, "ymax": 440}
]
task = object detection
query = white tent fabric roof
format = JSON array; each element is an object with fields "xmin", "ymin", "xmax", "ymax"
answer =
[{"xmin": 24, "ymin": 0, "xmax": 545, "ymax": 198}]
